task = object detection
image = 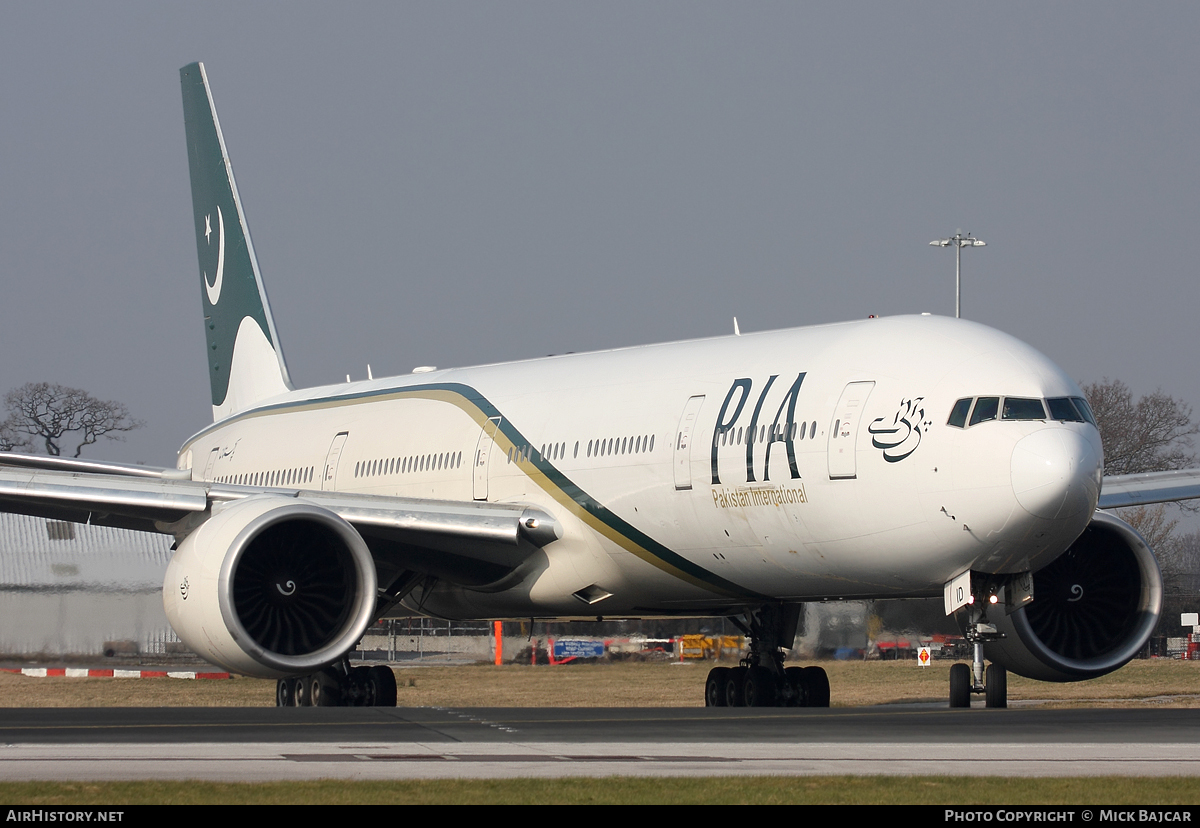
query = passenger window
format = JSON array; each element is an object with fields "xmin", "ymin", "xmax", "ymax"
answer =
[
  {"xmin": 947, "ymin": 398, "xmax": 972, "ymax": 428},
  {"xmin": 969, "ymin": 397, "xmax": 1000, "ymax": 426},
  {"xmin": 1002, "ymin": 397, "xmax": 1046, "ymax": 420}
]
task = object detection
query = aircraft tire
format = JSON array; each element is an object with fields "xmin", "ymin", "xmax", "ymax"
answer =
[
  {"xmin": 784, "ymin": 666, "xmax": 806, "ymax": 706},
  {"xmin": 725, "ymin": 666, "xmax": 747, "ymax": 707},
  {"xmin": 275, "ymin": 678, "xmax": 293, "ymax": 707},
  {"xmin": 705, "ymin": 666, "xmax": 730, "ymax": 707},
  {"xmin": 369, "ymin": 665, "xmax": 397, "ymax": 707},
  {"xmin": 985, "ymin": 664, "xmax": 1007, "ymax": 709},
  {"xmin": 801, "ymin": 666, "xmax": 830, "ymax": 708},
  {"xmin": 294, "ymin": 675, "xmax": 311, "ymax": 707},
  {"xmin": 949, "ymin": 663, "xmax": 971, "ymax": 708},
  {"xmin": 744, "ymin": 666, "xmax": 777, "ymax": 707}
]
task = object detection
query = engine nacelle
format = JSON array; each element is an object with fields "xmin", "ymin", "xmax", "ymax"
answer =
[
  {"xmin": 163, "ymin": 495, "xmax": 378, "ymax": 678},
  {"xmin": 983, "ymin": 510, "xmax": 1162, "ymax": 682}
]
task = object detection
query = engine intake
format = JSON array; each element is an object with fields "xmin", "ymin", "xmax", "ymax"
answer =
[
  {"xmin": 164, "ymin": 496, "xmax": 378, "ymax": 678},
  {"xmin": 983, "ymin": 510, "xmax": 1162, "ymax": 682}
]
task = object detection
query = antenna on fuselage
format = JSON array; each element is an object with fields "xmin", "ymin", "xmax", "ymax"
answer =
[{"xmin": 733, "ymin": 317, "xmax": 742, "ymax": 336}]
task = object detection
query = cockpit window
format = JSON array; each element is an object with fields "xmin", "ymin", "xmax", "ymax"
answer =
[
  {"xmin": 1047, "ymin": 397, "xmax": 1085, "ymax": 422},
  {"xmin": 969, "ymin": 396, "xmax": 1000, "ymax": 426},
  {"xmin": 947, "ymin": 398, "xmax": 972, "ymax": 428},
  {"xmin": 953, "ymin": 395, "xmax": 1096, "ymax": 429},
  {"xmin": 1002, "ymin": 397, "xmax": 1046, "ymax": 420},
  {"xmin": 1072, "ymin": 397, "xmax": 1097, "ymax": 426}
]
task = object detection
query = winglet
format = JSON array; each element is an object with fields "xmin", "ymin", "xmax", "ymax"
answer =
[{"xmin": 180, "ymin": 62, "xmax": 294, "ymax": 422}]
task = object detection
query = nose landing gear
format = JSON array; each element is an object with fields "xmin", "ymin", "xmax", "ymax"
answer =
[
  {"xmin": 703, "ymin": 604, "xmax": 830, "ymax": 708},
  {"xmin": 950, "ymin": 612, "xmax": 1008, "ymax": 709}
]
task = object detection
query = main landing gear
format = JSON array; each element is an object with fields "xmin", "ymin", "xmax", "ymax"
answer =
[
  {"xmin": 703, "ymin": 604, "xmax": 829, "ymax": 708},
  {"xmin": 275, "ymin": 658, "xmax": 398, "ymax": 707}
]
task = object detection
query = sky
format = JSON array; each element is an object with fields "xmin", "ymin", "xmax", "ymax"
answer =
[{"xmin": 1, "ymin": 2, "xmax": 1198, "ymax": 467}]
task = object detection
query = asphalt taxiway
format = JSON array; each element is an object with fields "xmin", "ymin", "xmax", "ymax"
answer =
[{"xmin": 1, "ymin": 706, "xmax": 1198, "ymax": 780}]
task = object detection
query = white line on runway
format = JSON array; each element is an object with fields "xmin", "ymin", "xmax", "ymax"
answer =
[{"xmin": 2, "ymin": 742, "xmax": 1199, "ymax": 780}]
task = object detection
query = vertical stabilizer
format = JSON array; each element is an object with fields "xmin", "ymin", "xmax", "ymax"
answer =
[{"xmin": 180, "ymin": 62, "xmax": 293, "ymax": 422}]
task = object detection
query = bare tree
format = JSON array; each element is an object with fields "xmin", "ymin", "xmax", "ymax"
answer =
[
  {"xmin": 1083, "ymin": 379, "xmax": 1200, "ymax": 636},
  {"xmin": 0, "ymin": 422, "xmax": 25, "ymax": 452},
  {"xmin": 1118, "ymin": 504, "xmax": 1183, "ymax": 558},
  {"xmin": 1, "ymin": 383, "xmax": 143, "ymax": 457},
  {"xmin": 1082, "ymin": 378, "xmax": 1198, "ymax": 476}
]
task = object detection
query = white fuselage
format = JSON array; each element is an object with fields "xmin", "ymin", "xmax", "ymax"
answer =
[{"xmin": 177, "ymin": 314, "xmax": 1103, "ymax": 620}]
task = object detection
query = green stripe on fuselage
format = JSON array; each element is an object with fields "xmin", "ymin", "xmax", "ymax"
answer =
[{"xmin": 184, "ymin": 382, "xmax": 765, "ymax": 600}]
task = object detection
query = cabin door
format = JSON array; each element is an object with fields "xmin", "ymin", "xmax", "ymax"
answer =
[
  {"xmin": 473, "ymin": 416, "xmax": 503, "ymax": 501},
  {"xmin": 202, "ymin": 447, "xmax": 220, "ymax": 481},
  {"xmin": 322, "ymin": 432, "xmax": 349, "ymax": 490},
  {"xmin": 828, "ymin": 381, "xmax": 875, "ymax": 479},
  {"xmin": 674, "ymin": 395, "xmax": 706, "ymax": 491}
]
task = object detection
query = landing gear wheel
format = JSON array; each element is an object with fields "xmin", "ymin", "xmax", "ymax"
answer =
[
  {"xmin": 784, "ymin": 666, "xmax": 807, "ymax": 707},
  {"xmin": 705, "ymin": 667, "xmax": 730, "ymax": 707},
  {"xmin": 744, "ymin": 666, "xmax": 777, "ymax": 707},
  {"xmin": 801, "ymin": 666, "xmax": 830, "ymax": 708},
  {"xmin": 725, "ymin": 666, "xmax": 747, "ymax": 707},
  {"xmin": 294, "ymin": 675, "xmax": 311, "ymax": 707},
  {"xmin": 368, "ymin": 665, "xmax": 397, "ymax": 707},
  {"xmin": 345, "ymin": 666, "xmax": 371, "ymax": 707},
  {"xmin": 276, "ymin": 678, "xmax": 293, "ymax": 707},
  {"xmin": 985, "ymin": 664, "xmax": 1007, "ymax": 709},
  {"xmin": 949, "ymin": 663, "xmax": 971, "ymax": 708},
  {"xmin": 310, "ymin": 674, "xmax": 339, "ymax": 707}
]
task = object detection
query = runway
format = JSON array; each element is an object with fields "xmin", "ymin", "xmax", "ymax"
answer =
[{"xmin": 2, "ymin": 706, "xmax": 1199, "ymax": 780}]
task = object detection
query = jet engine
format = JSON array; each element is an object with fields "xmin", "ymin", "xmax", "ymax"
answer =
[
  {"xmin": 983, "ymin": 510, "xmax": 1162, "ymax": 682},
  {"xmin": 163, "ymin": 495, "xmax": 378, "ymax": 678}
]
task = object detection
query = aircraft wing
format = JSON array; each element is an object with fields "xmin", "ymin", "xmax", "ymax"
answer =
[
  {"xmin": 0, "ymin": 452, "xmax": 555, "ymax": 583},
  {"xmin": 1099, "ymin": 469, "xmax": 1200, "ymax": 509}
]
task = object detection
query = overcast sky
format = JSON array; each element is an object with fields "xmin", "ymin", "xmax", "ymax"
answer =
[{"xmin": 1, "ymin": 2, "xmax": 1197, "ymax": 467}]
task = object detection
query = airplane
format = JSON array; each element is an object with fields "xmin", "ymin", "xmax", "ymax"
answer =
[{"xmin": 1, "ymin": 61, "xmax": 1197, "ymax": 709}]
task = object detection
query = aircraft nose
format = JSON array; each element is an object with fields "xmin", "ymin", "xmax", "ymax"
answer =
[{"xmin": 1011, "ymin": 428, "xmax": 1102, "ymax": 520}]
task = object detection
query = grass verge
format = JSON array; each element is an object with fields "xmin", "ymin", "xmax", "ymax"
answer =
[
  {"xmin": 2, "ymin": 777, "xmax": 1200, "ymax": 805},
  {"xmin": 2, "ymin": 658, "xmax": 1197, "ymax": 708}
]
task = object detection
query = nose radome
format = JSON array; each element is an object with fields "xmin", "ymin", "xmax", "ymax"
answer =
[{"xmin": 1011, "ymin": 428, "xmax": 1102, "ymax": 520}]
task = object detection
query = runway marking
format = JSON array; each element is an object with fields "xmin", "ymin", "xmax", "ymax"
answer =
[{"xmin": 3, "ymin": 742, "xmax": 1200, "ymax": 780}]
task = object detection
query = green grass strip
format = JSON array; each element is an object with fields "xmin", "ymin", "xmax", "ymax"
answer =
[{"xmin": 3, "ymin": 777, "xmax": 1200, "ymax": 805}]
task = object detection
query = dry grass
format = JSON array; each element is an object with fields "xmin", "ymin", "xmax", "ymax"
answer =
[{"xmin": 1, "ymin": 657, "xmax": 1198, "ymax": 708}]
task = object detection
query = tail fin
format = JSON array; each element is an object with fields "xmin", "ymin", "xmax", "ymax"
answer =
[{"xmin": 180, "ymin": 62, "xmax": 293, "ymax": 422}]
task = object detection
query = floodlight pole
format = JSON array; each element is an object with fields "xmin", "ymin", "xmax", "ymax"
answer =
[{"xmin": 929, "ymin": 230, "xmax": 986, "ymax": 318}]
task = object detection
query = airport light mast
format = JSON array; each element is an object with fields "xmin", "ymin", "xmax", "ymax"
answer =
[{"xmin": 930, "ymin": 230, "xmax": 986, "ymax": 319}]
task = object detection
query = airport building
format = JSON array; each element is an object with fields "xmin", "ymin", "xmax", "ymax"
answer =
[{"xmin": 0, "ymin": 513, "xmax": 180, "ymax": 660}]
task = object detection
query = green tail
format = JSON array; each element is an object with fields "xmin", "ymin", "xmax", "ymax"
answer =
[{"xmin": 180, "ymin": 62, "xmax": 293, "ymax": 421}]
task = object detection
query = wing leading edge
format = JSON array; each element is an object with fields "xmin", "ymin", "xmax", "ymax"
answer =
[
  {"xmin": 1097, "ymin": 469, "xmax": 1200, "ymax": 510},
  {"xmin": 0, "ymin": 453, "xmax": 556, "ymax": 583}
]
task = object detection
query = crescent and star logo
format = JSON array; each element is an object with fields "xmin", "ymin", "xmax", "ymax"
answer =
[
  {"xmin": 203, "ymin": 205, "xmax": 225, "ymax": 305},
  {"xmin": 180, "ymin": 576, "xmax": 190, "ymax": 601}
]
